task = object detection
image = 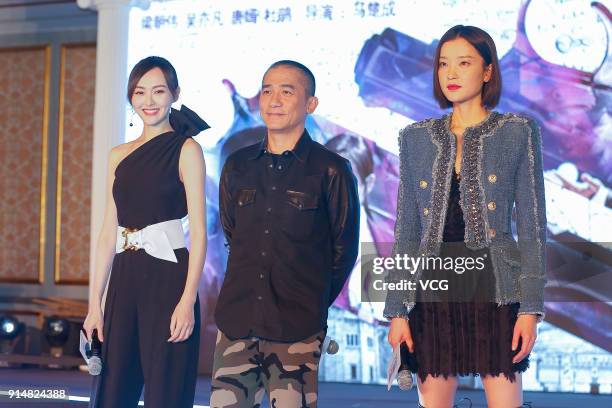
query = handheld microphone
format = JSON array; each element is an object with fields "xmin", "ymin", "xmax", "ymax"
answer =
[
  {"xmin": 397, "ymin": 342, "xmax": 414, "ymax": 390},
  {"xmin": 87, "ymin": 329, "xmax": 103, "ymax": 376},
  {"xmin": 326, "ymin": 339, "xmax": 339, "ymax": 354}
]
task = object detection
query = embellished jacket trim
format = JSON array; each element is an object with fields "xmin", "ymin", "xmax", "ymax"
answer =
[
  {"xmin": 386, "ymin": 112, "xmax": 547, "ymax": 320},
  {"xmin": 420, "ymin": 111, "xmax": 519, "ymax": 254}
]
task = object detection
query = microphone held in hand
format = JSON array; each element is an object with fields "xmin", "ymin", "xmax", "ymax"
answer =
[
  {"xmin": 326, "ymin": 339, "xmax": 339, "ymax": 354},
  {"xmin": 397, "ymin": 342, "xmax": 414, "ymax": 390},
  {"xmin": 87, "ymin": 329, "xmax": 103, "ymax": 376}
]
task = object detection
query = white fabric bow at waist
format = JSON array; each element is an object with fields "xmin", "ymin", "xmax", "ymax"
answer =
[{"xmin": 115, "ymin": 219, "xmax": 186, "ymax": 263}]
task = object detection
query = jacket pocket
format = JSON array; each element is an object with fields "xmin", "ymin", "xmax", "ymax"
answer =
[
  {"xmin": 491, "ymin": 238, "xmax": 521, "ymax": 302},
  {"xmin": 282, "ymin": 190, "xmax": 319, "ymax": 241},
  {"xmin": 236, "ymin": 189, "xmax": 256, "ymax": 207},
  {"xmin": 495, "ymin": 233, "xmax": 521, "ymax": 267},
  {"xmin": 233, "ymin": 189, "xmax": 257, "ymax": 238},
  {"xmin": 286, "ymin": 190, "xmax": 318, "ymax": 210}
]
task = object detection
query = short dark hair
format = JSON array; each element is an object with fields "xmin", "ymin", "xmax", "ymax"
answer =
[
  {"xmin": 127, "ymin": 56, "xmax": 179, "ymax": 103},
  {"xmin": 263, "ymin": 60, "xmax": 316, "ymax": 97},
  {"xmin": 433, "ymin": 25, "xmax": 502, "ymax": 109}
]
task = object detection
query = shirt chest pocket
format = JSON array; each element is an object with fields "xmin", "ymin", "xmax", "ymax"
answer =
[
  {"xmin": 236, "ymin": 189, "xmax": 256, "ymax": 207},
  {"xmin": 234, "ymin": 189, "xmax": 257, "ymax": 228},
  {"xmin": 282, "ymin": 190, "xmax": 320, "ymax": 241}
]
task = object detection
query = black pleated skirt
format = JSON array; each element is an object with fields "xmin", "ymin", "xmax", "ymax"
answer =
[{"xmin": 406, "ymin": 245, "xmax": 530, "ymax": 383}]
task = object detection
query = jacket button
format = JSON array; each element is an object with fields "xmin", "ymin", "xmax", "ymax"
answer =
[
  {"xmin": 488, "ymin": 228, "xmax": 496, "ymax": 238},
  {"xmin": 423, "ymin": 207, "xmax": 429, "ymax": 216},
  {"xmin": 488, "ymin": 174, "xmax": 497, "ymax": 183},
  {"xmin": 419, "ymin": 180, "xmax": 428, "ymax": 189},
  {"xmin": 259, "ymin": 274, "xmax": 264, "ymax": 279},
  {"xmin": 257, "ymin": 296, "xmax": 263, "ymax": 301},
  {"xmin": 487, "ymin": 201, "xmax": 496, "ymax": 211}
]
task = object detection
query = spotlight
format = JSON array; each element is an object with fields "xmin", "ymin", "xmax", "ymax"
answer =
[
  {"xmin": 44, "ymin": 317, "xmax": 70, "ymax": 358},
  {"xmin": 1, "ymin": 315, "xmax": 24, "ymax": 350},
  {"xmin": 0, "ymin": 315, "xmax": 25, "ymax": 367}
]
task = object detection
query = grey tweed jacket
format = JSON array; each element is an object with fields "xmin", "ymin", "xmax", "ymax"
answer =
[{"xmin": 383, "ymin": 111, "xmax": 547, "ymax": 320}]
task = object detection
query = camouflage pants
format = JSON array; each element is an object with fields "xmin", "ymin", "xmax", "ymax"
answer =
[{"xmin": 210, "ymin": 330, "xmax": 325, "ymax": 408}]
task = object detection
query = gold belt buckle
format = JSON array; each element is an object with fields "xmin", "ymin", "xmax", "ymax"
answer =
[{"xmin": 121, "ymin": 227, "xmax": 140, "ymax": 251}]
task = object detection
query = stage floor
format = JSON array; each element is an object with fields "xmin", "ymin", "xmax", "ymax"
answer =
[{"xmin": 0, "ymin": 368, "xmax": 610, "ymax": 407}]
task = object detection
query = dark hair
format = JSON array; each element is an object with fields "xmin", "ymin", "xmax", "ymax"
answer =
[
  {"xmin": 433, "ymin": 25, "xmax": 501, "ymax": 109},
  {"xmin": 325, "ymin": 133, "xmax": 373, "ymax": 183},
  {"xmin": 127, "ymin": 56, "xmax": 179, "ymax": 103},
  {"xmin": 264, "ymin": 60, "xmax": 316, "ymax": 97}
]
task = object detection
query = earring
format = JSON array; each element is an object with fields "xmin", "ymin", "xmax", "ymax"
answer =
[{"xmin": 129, "ymin": 109, "xmax": 135, "ymax": 127}]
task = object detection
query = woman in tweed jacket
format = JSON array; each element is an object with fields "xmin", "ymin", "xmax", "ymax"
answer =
[{"xmin": 385, "ymin": 25, "xmax": 546, "ymax": 408}]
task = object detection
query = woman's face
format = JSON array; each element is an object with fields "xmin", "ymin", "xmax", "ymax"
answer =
[
  {"xmin": 437, "ymin": 37, "xmax": 492, "ymax": 107},
  {"xmin": 130, "ymin": 67, "xmax": 177, "ymax": 128}
]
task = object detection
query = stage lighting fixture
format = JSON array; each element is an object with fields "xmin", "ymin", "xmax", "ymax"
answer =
[
  {"xmin": 44, "ymin": 317, "xmax": 71, "ymax": 358},
  {"xmin": 0, "ymin": 315, "xmax": 25, "ymax": 367},
  {"xmin": 1, "ymin": 315, "xmax": 24, "ymax": 350}
]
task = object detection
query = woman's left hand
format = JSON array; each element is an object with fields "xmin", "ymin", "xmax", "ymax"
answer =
[
  {"xmin": 511, "ymin": 314, "xmax": 538, "ymax": 363},
  {"xmin": 168, "ymin": 297, "xmax": 195, "ymax": 343}
]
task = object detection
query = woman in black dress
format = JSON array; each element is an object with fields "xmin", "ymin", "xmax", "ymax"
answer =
[
  {"xmin": 385, "ymin": 26, "xmax": 546, "ymax": 407},
  {"xmin": 83, "ymin": 56, "xmax": 208, "ymax": 408}
]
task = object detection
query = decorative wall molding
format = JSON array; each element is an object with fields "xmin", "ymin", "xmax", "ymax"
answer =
[
  {"xmin": 55, "ymin": 43, "xmax": 96, "ymax": 285},
  {"xmin": 0, "ymin": 45, "xmax": 51, "ymax": 284}
]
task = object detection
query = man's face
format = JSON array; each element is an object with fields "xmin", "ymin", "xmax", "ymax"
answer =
[{"xmin": 259, "ymin": 65, "xmax": 318, "ymax": 134}]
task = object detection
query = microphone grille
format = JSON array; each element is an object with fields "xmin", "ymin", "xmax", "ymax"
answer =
[
  {"xmin": 88, "ymin": 356, "xmax": 102, "ymax": 376},
  {"xmin": 397, "ymin": 370, "xmax": 414, "ymax": 390},
  {"xmin": 326, "ymin": 339, "xmax": 339, "ymax": 355}
]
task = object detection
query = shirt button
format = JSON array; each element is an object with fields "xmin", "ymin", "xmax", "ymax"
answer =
[
  {"xmin": 261, "ymin": 251, "xmax": 267, "ymax": 257},
  {"xmin": 487, "ymin": 201, "xmax": 496, "ymax": 211},
  {"xmin": 259, "ymin": 274, "xmax": 264, "ymax": 279},
  {"xmin": 283, "ymin": 151, "xmax": 290, "ymax": 156},
  {"xmin": 419, "ymin": 180, "xmax": 428, "ymax": 189},
  {"xmin": 264, "ymin": 229, "xmax": 270, "ymax": 234},
  {"xmin": 271, "ymin": 186, "xmax": 277, "ymax": 191},
  {"xmin": 423, "ymin": 207, "xmax": 429, "ymax": 216},
  {"xmin": 268, "ymin": 164, "xmax": 273, "ymax": 168},
  {"xmin": 277, "ymin": 165, "xmax": 283, "ymax": 170},
  {"xmin": 488, "ymin": 174, "xmax": 497, "ymax": 183},
  {"xmin": 267, "ymin": 207, "xmax": 272, "ymax": 213},
  {"xmin": 257, "ymin": 296, "xmax": 263, "ymax": 301}
]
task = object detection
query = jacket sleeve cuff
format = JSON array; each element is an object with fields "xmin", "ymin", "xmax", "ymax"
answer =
[
  {"xmin": 518, "ymin": 273, "xmax": 546, "ymax": 318},
  {"xmin": 517, "ymin": 311, "xmax": 545, "ymax": 323},
  {"xmin": 383, "ymin": 293, "xmax": 413, "ymax": 321},
  {"xmin": 518, "ymin": 300, "xmax": 545, "ymax": 323}
]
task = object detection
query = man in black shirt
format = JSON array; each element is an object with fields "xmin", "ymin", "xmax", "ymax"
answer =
[{"xmin": 210, "ymin": 60, "xmax": 359, "ymax": 408}]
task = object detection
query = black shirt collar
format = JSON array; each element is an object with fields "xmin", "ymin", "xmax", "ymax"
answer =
[{"xmin": 249, "ymin": 129, "xmax": 312, "ymax": 162}]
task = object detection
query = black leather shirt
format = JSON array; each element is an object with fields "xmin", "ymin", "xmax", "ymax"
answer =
[{"xmin": 215, "ymin": 131, "xmax": 360, "ymax": 342}]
